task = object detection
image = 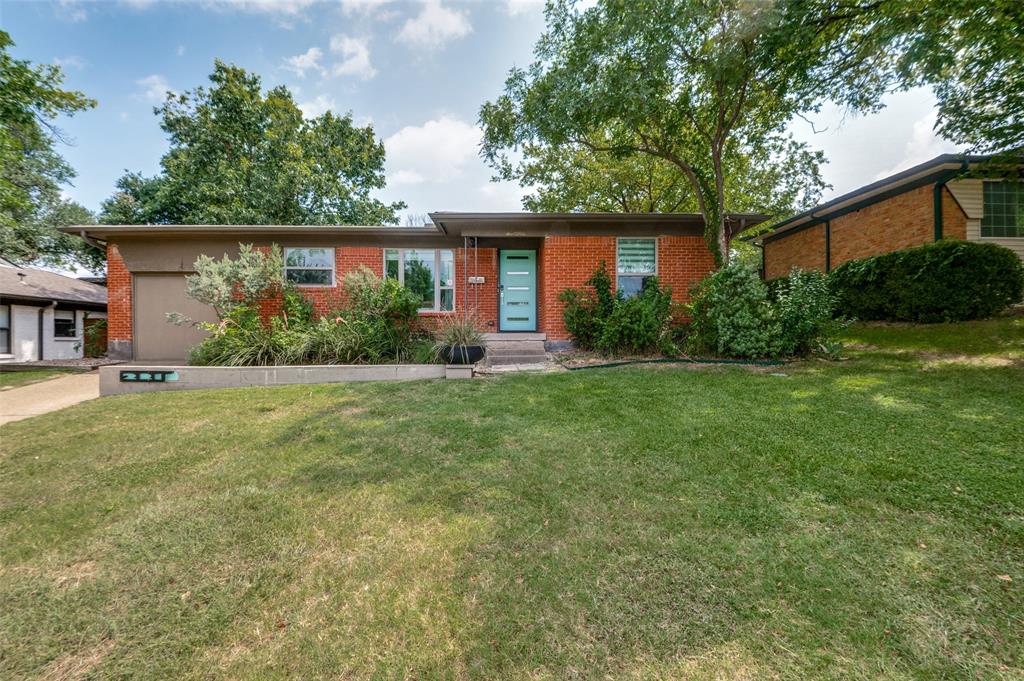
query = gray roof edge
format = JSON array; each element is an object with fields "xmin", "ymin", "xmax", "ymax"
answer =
[{"xmin": 753, "ymin": 153, "xmax": 993, "ymax": 242}]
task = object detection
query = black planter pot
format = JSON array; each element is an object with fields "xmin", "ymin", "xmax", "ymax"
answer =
[{"xmin": 444, "ymin": 345, "xmax": 486, "ymax": 365}]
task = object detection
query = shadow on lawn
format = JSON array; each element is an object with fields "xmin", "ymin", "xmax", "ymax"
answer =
[{"xmin": 265, "ymin": 359, "xmax": 1023, "ymax": 676}]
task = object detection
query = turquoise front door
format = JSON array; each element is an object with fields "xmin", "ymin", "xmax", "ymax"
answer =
[{"xmin": 499, "ymin": 250, "xmax": 537, "ymax": 331}]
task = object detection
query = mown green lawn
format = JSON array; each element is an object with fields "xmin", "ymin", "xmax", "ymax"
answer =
[
  {"xmin": 1, "ymin": 324, "xmax": 1021, "ymax": 679},
  {"xmin": 0, "ymin": 368, "xmax": 75, "ymax": 390}
]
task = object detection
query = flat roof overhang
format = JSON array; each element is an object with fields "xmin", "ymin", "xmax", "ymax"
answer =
[
  {"xmin": 63, "ymin": 212, "xmax": 770, "ymax": 247},
  {"xmin": 430, "ymin": 212, "xmax": 768, "ymax": 238}
]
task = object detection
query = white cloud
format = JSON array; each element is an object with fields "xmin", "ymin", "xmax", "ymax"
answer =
[
  {"xmin": 506, "ymin": 0, "xmax": 542, "ymax": 16},
  {"xmin": 872, "ymin": 111, "xmax": 958, "ymax": 180},
  {"xmin": 137, "ymin": 74, "xmax": 172, "ymax": 103},
  {"xmin": 298, "ymin": 94, "xmax": 336, "ymax": 118},
  {"xmin": 330, "ymin": 35, "xmax": 376, "ymax": 80},
  {"xmin": 201, "ymin": 0, "xmax": 314, "ymax": 15},
  {"xmin": 384, "ymin": 116, "xmax": 481, "ymax": 185},
  {"xmin": 397, "ymin": 0, "xmax": 472, "ymax": 49},
  {"xmin": 341, "ymin": 0, "xmax": 393, "ymax": 17},
  {"xmin": 55, "ymin": 0, "xmax": 88, "ymax": 22},
  {"xmin": 282, "ymin": 47, "xmax": 325, "ymax": 78},
  {"xmin": 54, "ymin": 55, "xmax": 86, "ymax": 70}
]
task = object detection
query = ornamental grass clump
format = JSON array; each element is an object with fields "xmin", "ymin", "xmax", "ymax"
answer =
[{"xmin": 177, "ymin": 249, "xmax": 432, "ymax": 366}]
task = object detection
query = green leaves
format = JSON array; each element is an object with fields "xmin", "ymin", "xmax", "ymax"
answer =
[
  {"xmin": 101, "ymin": 61, "xmax": 404, "ymax": 227},
  {"xmin": 479, "ymin": 0, "xmax": 834, "ymax": 263},
  {"xmin": 0, "ymin": 30, "xmax": 99, "ymax": 270}
]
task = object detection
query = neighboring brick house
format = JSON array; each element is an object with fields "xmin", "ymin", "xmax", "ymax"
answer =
[
  {"xmin": 752, "ymin": 154, "xmax": 1024, "ymax": 279},
  {"xmin": 0, "ymin": 260, "xmax": 108, "ymax": 363},
  {"xmin": 65, "ymin": 213, "xmax": 764, "ymax": 361}
]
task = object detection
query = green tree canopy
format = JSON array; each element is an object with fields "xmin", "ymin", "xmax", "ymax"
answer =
[
  {"xmin": 480, "ymin": 0, "xmax": 894, "ymax": 263},
  {"xmin": 0, "ymin": 30, "xmax": 100, "ymax": 271},
  {"xmin": 101, "ymin": 61, "xmax": 404, "ymax": 226},
  {"xmin": 875, "ymin": 0, "xmax": 1024, "ymax": 154},
  {"xmin": 508, "ymin": 135, "xmax": 826, "ymax": 217}
]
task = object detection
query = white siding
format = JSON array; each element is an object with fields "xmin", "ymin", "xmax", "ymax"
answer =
[
  {"xmin": 948, "ymin": 178, "xmax": 1024, "ymax": 261},
  {"xmin": 45, "ymin": 309, "xmax": 85, "ymax": 360},
  {"xmin": 0, "ymin": 305, "xmax": 92, "ymax": 363}
]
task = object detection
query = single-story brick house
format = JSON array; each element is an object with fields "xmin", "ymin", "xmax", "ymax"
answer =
[
  {"xmin": 751, "ymin": 154, "xmax": 1024, "ymax": 279},
  {"xmin": 0, "ymin": 259, "xmax": 108, "ymax": 363},
  {"xmin": 64, "ymin": 212, "xmax": 765, "ymax": 361}
]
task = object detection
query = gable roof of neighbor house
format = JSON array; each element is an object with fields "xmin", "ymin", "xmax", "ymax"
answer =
[
  {"xmin": 0, "ymin": 262, "xmax": 108, "ymax": 308},
  {"xmin": 750, "ymin": 154, "xmax": 992, "ymax": 245},
  {"xmin": 62, "ymin": 212, "xmax": 770, "ymax": 245}
]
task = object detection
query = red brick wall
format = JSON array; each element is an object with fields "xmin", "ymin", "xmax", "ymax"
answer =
[
  {"xmin": 830, "ymin": 184, "xmax": 936, "ymax": 268},
  {"xmin": 106, "ymin": 243, "xmax": 132, "ymax": 342},
  {"xmin": 657, "ymin": 235, "xmax": 720, "ymax": 305},
  {"xmin": 540, "ymin": 237, "xmax": 617, "ymax": 339},
  {"xmin": 942, "ymin": 187, "xmax": 967, "ymax": 240},
  {"xmin": 763, "ymin": 224, "xmax": 826, "ymax": 280},
  {"xmin": 106, "ymin": 239, "xmax": 717, "ymax": 344},
  {"xmin": 763, "ymin": 183, "xmax": 970, "ymax": 277},
  {"xmin": 539, "ymin": 235, "xmax": 716, "ymax": 340}
]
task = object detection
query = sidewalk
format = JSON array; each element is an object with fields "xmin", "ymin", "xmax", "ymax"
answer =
[{"xmin": 0, "ymin": 373, "xmax": 100, "ymax": 426}]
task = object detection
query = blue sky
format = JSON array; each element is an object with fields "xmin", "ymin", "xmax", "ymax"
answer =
[{"xmin": 5, "ymin": 0, "xmax": 962, "ymax": 224}]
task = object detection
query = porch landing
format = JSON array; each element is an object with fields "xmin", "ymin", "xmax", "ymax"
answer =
[{"xmin": 483, "ymin": 332, "xmax": 552, "ymax": 370}]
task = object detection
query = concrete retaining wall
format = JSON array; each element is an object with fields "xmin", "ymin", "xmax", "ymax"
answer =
[{"xmin": 100, "ymin": 363, "xmax": 449, "ymax": 396}]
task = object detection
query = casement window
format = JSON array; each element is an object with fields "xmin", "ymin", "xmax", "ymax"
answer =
[
  {"xmin": 981, "ymin": 181, "xmax": 1024, "ymax": 238},
  {"xmin": 54, "ymin": 310, "xmax": 76, "ymax": 338},
  {"xmin": 284, "ymin": 248, "xmax": 335, "ymax": 286},
  {"xmin": 0, "ymin": 304, "xmax": 10, "ymax": 354},
  {"xmin": 384, "ymin": 249, "xmax": 455, "ymax": 311},
  {"xmin": 616, "ymin": 238, "xmax": 657, "ymax": 298}
]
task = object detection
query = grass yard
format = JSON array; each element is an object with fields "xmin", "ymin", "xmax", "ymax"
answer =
[
  {"xmin": 1, "ymin": 325, "xmax": 1022, "ymax": 679},
  {"xmin": 0, "ymin": 368, "xmax": 75, "ymax": 390}
]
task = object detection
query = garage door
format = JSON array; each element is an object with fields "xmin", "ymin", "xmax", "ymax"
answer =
[{"xmin": 134, "ymin": 274, "xmax": 218, "ymax": 360}]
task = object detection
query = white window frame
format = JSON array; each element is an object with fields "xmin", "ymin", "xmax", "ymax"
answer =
[
  {"xmin": 53, "ymin": 309, "xmax": 77, "ymax": 340},
  {"xmin": 284, "ymin": 247, "xmax": 335, "ymax": 287},
  {"xmin": 616, "ymin": 237, "xmax": 658, "ymax": 297},
  {"xmin": 384, "ymin": 249, "xmax": 455, "ymax": 312}
]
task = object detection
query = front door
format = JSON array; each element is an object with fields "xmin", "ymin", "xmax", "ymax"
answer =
[{"xmin": 499, "ymin": 250, "xmax": 537, "ymax": 331}]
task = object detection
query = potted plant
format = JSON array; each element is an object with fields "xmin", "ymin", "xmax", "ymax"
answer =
[{"xmin": 433, "ymin": 315, "xmax": 487, "ymax": 364}]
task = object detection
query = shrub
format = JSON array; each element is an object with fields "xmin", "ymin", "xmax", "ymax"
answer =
[
  {"xmin": 595, "ymin": 282, "xmax": 678, "ymax": 356},
  {"xmin": 772, "ymin": 268, "xmax": 849, "ymax": 357},
  {"xmin": 687, "ymin": 263, "xmax": 780, "ymax": 358},
  {"xmin": 340, "ymin": 267, "xmax": 422, "ymax": 359},
  {"xmin": 432, "ymin": 315, "xmax": 486, "ymax": 355},
  {"xmin": 559, "ymin": 263, "xmax": 615, "ymax": 351},
  {"xmin": 560, "ymin": 262, "xmax": 678, "ymax": 356},
  {"xmin": 829, "ymin": 240, "xmax": 1024, "ymax": 322}
]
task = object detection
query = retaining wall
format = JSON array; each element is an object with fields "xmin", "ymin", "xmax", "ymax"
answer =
[{"xmin": 100, "ymin": 364, "xmax": 451, "ymax": 396}]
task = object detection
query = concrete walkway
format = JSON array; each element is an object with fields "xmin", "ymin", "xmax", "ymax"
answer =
[{"xmin": 0, "ymin": 373, "xmax": 99, "ymax": 426}]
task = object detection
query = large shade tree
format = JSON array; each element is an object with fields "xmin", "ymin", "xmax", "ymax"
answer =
[
  {"xmin": 101, "ymin": 61, "xmax": 404, "ymax": 226},
  {"xmin": 481, "ymin": 0, "xmax": 1024, "ymax": 264},
  {"xmin": 506, "ymin": 134, "xmax": 826, "ymax": 217},
  {"xmin": 0, "ymin": 30, "xmax": 101, "ymax": 271},
  {"xmin": 480, "ymin": 0, "xmax": 894, "ymax": 264}
]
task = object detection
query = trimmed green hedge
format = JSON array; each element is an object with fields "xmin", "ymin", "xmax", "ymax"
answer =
[{"xmin": 828, "ymin": 240, "xmax": 1024, "ymax": 322}]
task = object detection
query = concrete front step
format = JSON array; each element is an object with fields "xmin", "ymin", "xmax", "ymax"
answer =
[
  {"xmin": 488, "ymin": 354, "xmax": 549, "ymax": 365},
  {"xmin": 483, "ymin": 332, "xmax": 546, "ymax": 341},
  {"xmin": 487, "ymin": 341, "xmax": 546, "ymax": 353}
]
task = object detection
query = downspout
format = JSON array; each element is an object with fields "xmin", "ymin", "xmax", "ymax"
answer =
[
  {"xmin": 933, "ymin": 181, "xmax": 944, "ymax": 241},
  {"xmin": 38, "ymin": 301, "xmax": 57, "ymax": 360},
  {"xmin": 934, "ymin": 159, "xmax": 970, "ymax": 241},
  {"xmin": 824, "ymin": 220, "xmax": 831, "ymax": 273}
]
